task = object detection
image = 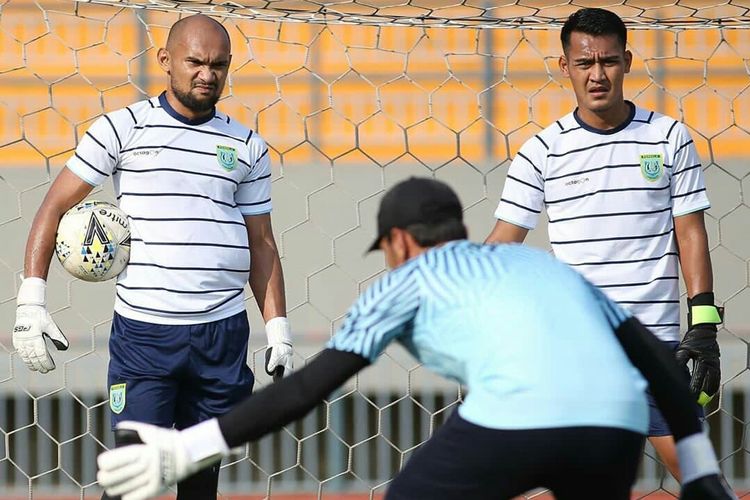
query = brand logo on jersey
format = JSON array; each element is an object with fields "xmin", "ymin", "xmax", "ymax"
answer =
[
  {"xmin": 640, "ymin": 153, "xmax": 664, "ymax": 182},
  {"xmin": 565, "ymin": 176, "xmax": 590, "ymax": 187},
  {"xmin": 132, "ymin": 150, "xmax": 159, "ymax": 157},
  {"xmin": 110, "ymin": 383, "xmax": 126, "ymax": 414},
  {"xmin": 216, "ymin": 145, "xmax": 237, "ymax": 171}
]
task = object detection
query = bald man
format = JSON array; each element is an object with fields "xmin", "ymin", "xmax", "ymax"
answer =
[{"xmin": 11, "ymin": 14, "xmax": 293, "ymax": 500}]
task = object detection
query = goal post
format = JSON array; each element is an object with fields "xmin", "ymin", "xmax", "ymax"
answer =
[{"xmin": 0, "ymin": 0, "xmax": 749, "ymax": 497}]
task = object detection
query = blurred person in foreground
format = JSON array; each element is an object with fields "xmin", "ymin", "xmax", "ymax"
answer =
[
  {"xmin": 11, "ymin": 14, "xmax": 292, "ymax": 499},
  {"xmin": 98, "ymin": 177, "xmax": 732, "ymax": 500}
]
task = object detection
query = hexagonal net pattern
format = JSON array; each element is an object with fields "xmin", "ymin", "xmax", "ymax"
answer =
[
  {"xmin": 77, "ymin": 0, "xmax": 750, "ymax": 28},
  {"xmin": 0, "ymin": 0, "xmax": 748, "ymax": 498}
]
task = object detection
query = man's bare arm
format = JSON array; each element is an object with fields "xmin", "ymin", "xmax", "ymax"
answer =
[
  {"xmin": 485, "ymin": 220, "xmax": 529, "ymax": 244},
  {"xmin": 25, "ymin": 168, "xmax": 94, "ymax": 279},
  {"xmin": 244, "ymin": 213, "xmax": 286, "ymax": 321},
  {"xmin": 673, "ymin": 210, "xmax": 713, "ymax": 298}
]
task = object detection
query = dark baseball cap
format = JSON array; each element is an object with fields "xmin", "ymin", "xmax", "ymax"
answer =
[{"xmin": 367, "ymin": 177, "xmax": 464, "ymax": 252}]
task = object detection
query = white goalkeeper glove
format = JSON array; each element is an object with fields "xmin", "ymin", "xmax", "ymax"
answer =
[
  {"xmin": 678, "ymin": 432, "xmax": 736, "ymax": 499},
  {"xmin": 265, "ymin": 316, "xmax": 293, "ymax": 381},
  {"xmin": 97, "ymin": 419, "xmax": 230, "ymax": 500},
  {"xmin": 13, "ymin": 277, "xmax": 69, "ymax": 373}
]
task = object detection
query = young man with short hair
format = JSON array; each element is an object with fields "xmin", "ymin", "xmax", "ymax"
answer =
[{"xmin": 486, "ymin": 7, "xmax": 723, "ymax": 479}]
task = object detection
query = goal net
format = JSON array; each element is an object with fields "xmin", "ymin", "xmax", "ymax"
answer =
[{"xmin": 0, "ymin": 0, "xmax": 749, "ymax": 498}]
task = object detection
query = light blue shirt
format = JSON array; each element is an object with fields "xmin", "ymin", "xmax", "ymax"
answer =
[{"xmin": 328, "ymin": 241, "xmax": 649, "ymax": 434}]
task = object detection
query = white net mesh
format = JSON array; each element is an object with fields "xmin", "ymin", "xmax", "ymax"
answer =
[
  {"xmin": 75, "ymin": 0, "xmax": 750, "ymax": 28},
  {"xmin": 0, "ymin": 0, "xmax": 749, "ymax": 498}
]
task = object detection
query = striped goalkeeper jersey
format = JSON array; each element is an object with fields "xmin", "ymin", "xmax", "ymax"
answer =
[
  {"xmin": 66, "ymin": 93, "xmax": 272, "ymax": 325},
  {"xmin": 494, "ymin": 103, "xmax": 710, "ymax": 341},
  {"xmin": 328, "ymin": 241, "xmax": 649, "ymax": 434}
]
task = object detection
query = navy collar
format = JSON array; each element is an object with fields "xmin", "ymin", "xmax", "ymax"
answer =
[
  {"xmin": 573, "ymin": 101, "xmax": 635, "ymax": 135},
  {"xmin": 158, "ymin": 91, "xmax": 216, "ymax": 126}
]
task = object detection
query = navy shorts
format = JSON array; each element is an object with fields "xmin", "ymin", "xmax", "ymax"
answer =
[
  {"xmin": 646, "ymin": 340, "xmax": 704, "ymax": 437},
  {"xmin": 386, "ymin": 412, "xmax": 644, "ymax": 500},
  {"xmin": 107, "ymin": 311, "xmax": 255, "ymax": 430}
]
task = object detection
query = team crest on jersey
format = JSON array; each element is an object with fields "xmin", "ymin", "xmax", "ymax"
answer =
[
  {"xmin": 216, "ymin": 145, "xmax": 237, "ymax": 171},
  {"xmin": 110, "ymin": 383, "xmax": 126, "ymax": 414},
  {"xmin": 640, "ymin": 153, "xmax": 664, "ymax": 182}
]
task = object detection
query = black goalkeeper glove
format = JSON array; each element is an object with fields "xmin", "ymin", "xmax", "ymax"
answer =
[{"xmin": 675, "ymin": 292, "xmax": 723, "ymax": 406}]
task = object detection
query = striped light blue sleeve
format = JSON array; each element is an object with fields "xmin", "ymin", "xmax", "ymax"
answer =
[
  {"xmin": 327, "ymin": 267, "xmax": 421, "ymax": 362},
  {"xmin": 586, "ymin": 280, "xmax": 633, "ymax": 330}
]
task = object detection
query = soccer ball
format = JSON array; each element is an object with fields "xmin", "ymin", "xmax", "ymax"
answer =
[{"xmin": 55, "ymin": 200, "xmax": 131, "ymax": 282}]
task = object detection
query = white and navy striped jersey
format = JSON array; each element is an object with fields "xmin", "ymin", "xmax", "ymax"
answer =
[
  {"xmin": 494, "ymin": 104, "xmax": 710, "ymax": 341},
  {"xmin": 66, "ymin": 92, "xmax": 272, "ymax": 325},
  {"xmin": 329, "ymin": 241, "xmax": 649, "ymax": 433}
]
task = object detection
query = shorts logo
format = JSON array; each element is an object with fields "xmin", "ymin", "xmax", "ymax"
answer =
[
  {"xmin": 216, "ymin": 145, "xmax": 237, "ymax": 171},
  {"xmin": 640, "ymin": 153, "xmax": 664, "ymax": 182},
  {"xmin": 110, "ymin": 383, "xmax": 126, "ymax": 414}
]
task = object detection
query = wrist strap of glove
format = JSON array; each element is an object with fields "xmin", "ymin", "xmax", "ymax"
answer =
[
  {"xmin": 180, "ymin": 418, "xmax": 230, "ymax": 467},
  {"xmin": 688, "ymin": 292, "xmax": 723, "ymax": 328},
  {"xmin": 265, "ymin": 317, "xmax": 291, "ymax": 345},
  {"xmin": 676, "ymin": 431, "xmax": 721, "ymax": 484},
  {"xmin": 17, "ymin": 277, "xmax": 47, "ymax": 306}
]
